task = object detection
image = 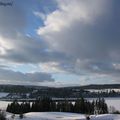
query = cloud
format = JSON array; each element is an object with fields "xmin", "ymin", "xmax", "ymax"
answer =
[
  {"xmin": 38, "ymin": 0, "xmax": 112, "ymax": 58},
  {"xmin": 0, "ymin": 0, "xmax": 120, "ymax": 85},
  {"xmin": 37, "ymin": 0, "xmax": 110, "ymax": 34},
  {"xmin": 0, "ymin": 34, "xmax": 70, "ymax": 64},
  {"xmin": 37, "ymin": 0, "xmax": 120, "ymax": 60},
  {"xmin": 39, "ymin": 62, "xmax": 65, "ymax": 73},
  {"xmin": 36, "ymin": 0, "xmax": 120, "ymax": 83},
  {"xmin": 0, "ymin": 0, "xmax": 70, "ymax": 64},
  {"xmin": 0, "ymin": 0, "xmax": 72, "ymax": 86},
  {"xmin": 0, "ymin": 67, "xmax": 54, "ymax": 84}
]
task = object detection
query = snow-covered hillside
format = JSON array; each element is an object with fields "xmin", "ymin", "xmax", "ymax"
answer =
[
  {"xmin": 86, "ymin": 89, "xmax": 120, "ymax": 92},
  {"xmin": 6, "ymin": 112, "xmax": 120, "ymax": 120}
]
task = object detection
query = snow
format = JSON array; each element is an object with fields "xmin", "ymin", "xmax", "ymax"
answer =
[
  {"xmin": 6, "ymin": 112, "xmax": 85, "ymax": 120},
  {"xmin": 25, "ymin": 112, "xmax": 85, "ymax": 120},
  {"xmin": 86, "ymin": 98, "xmax": 120, "ymax": 111},
  {"xmin": 6, "ymin": 112, "xmax": 120, "ymax": 120},
  {"xmin": 91, "ymin": 114, "xmax": 120, "ymax": 120},
  {"xmin": 0, "ymin": 101, "xmax": 11, "ymax": 110},
  {"xmin": 105, "ymin": 98, "xmax": 120, "ymax": 111},
  {"xmin": 86, "ymin": 89, "xmax": 120, "ymax": 93},
  {"xmin": 0, "ymin": 92, "xmax": 9, "ymax": 98}
]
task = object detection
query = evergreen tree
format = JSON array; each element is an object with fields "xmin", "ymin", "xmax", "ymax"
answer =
[
  {"xmin": 56, "ymin": 102, "xmax": 62, "ymax": 112},
  {"xmin": 6, "ymin": 97, "xmax": 108, "ymax": 114},
  {"xmin": 50, "ymin": 101, "xmax": 56, "ymax": 111}
]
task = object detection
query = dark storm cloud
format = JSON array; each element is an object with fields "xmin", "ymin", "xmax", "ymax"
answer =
[
  {"xmin": 0, "ymin": 68, "xmax": 54, "ymax": 82},
  {"xmin": 37, "ymin": 0, "xmax": 120, "ymax": 82}
]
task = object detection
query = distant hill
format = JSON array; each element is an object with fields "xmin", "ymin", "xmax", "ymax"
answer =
[
  {"xmin": 66, "ymin": 84, "xmax": 120, "ymax": 89},
  {"xmin": 0, "ymin": 84, "xmax": 49, "ymax": 93},
  {"xmin": 0, "ymin": 84, "xmax": 120, "ymax": 98},
  {"xmin": 0, "ymin": 84, "xmax": 120, "ymax": 93}
]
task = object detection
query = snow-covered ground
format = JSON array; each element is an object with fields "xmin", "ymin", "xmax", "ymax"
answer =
[
  {"xmin": 6, "ymin": 112, "xmax": 85, "ymax": 120},
  {"xmin": 0, "ymin": 101, "xmax": 12, "ymax": 110},
  {"xmin": 6, "ymin": 112, "xmax": 120, "ymax": 120},
  {"xmin": 90, "ymin": 114, "xmax": 120, "ymax": 120},
  {"xmin": 86, "ymin": 89, "xmax": 120, "ymax": 93},
  {"xmin": 87, "ymin": 97, "xmax": 120, "ymax": 111},
  {"xmin": 0, "ymin": 92, "xmax": 9, "ymax": 98}
]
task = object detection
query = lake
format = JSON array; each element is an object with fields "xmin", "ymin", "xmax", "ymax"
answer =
[{"xmin": 87, "ymin": 97, "xmax": 120, "ymax": 111}]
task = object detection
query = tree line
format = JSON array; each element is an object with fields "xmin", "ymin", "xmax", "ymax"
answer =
[{"xmin": 6, "ymin": 97, "xmax": 108, "ymax": 114}]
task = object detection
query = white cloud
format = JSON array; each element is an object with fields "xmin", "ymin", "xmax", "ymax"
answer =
[
  {"xmin": 37, "ymin": 0, "xmax": 112, "ymax": 60},
  {"xmin": 0, "ymin": 36, "xmax": 13, "ymax": 55},
  {"xmin": 0, "ymin": 0, "xmax": 119, "ymax": 85},
  {"xmin": 39, "ymin": 62, "xmax": 66, "ymax": 73},
  {"xmin": 36, "ymin": 0, "xmax": 120, "ymax": 84},
  {"xmin": 37, "ymin": 0, "xmax": 108, "ymax": 35},
  {"xmin": 34, "ymin": 11, "xmax": 46, "ymax": 20}
]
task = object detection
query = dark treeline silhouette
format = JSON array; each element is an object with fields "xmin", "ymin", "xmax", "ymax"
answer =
[
  {"xmin": 6, "ymin": 97, "xmax": 108, "ymax": 114},
  {"xmin": 1, "ymin": 84, "xmax": 120, "ymax": 99}
]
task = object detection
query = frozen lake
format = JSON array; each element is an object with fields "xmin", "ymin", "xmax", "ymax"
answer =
[
  {"xmin": 87, "ymin": 97, "xmax": 120, "ymax": 111},
  {"xmin": 0, "ymin": 97, "xmax": 120, "ymax": 111}
]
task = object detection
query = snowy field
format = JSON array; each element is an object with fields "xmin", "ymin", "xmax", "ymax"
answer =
[
  {"xmin": 6, "ymin": 112, "xmax": 120, "ymax": 120},
  {"xmin": 0, "ymin": 101, "xmax": 12, "ymax": 110},
  {"xmin": 6, "ymin": 112, "xmax": 84, "ymax": 120},
  {"xmin": 86, "ymin": 89, "xmax": 120, "ymax": 93}
]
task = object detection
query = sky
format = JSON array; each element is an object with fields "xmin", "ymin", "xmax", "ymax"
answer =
[{"xmin": 0, "ymin": 0, "xmax": 120, "ymax": 87}]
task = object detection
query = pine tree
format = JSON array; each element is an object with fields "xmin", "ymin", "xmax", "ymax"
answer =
[
  {"xmin": 50, "ymin": 101, "xmax": 56, "ymax": 111},
  {"xmin": 79, "ymin": 97, "xmax": 86, "ymax": 113}
]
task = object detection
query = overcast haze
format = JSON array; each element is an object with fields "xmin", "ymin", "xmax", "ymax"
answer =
[{"xmin": 0, "ymin": 0, "xmax": 120, "ymax": 87}]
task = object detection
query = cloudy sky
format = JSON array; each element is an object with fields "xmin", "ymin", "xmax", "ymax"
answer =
[{"xmin": 0, "ymin": 0, "xmax": 120, "ymax": 87}]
